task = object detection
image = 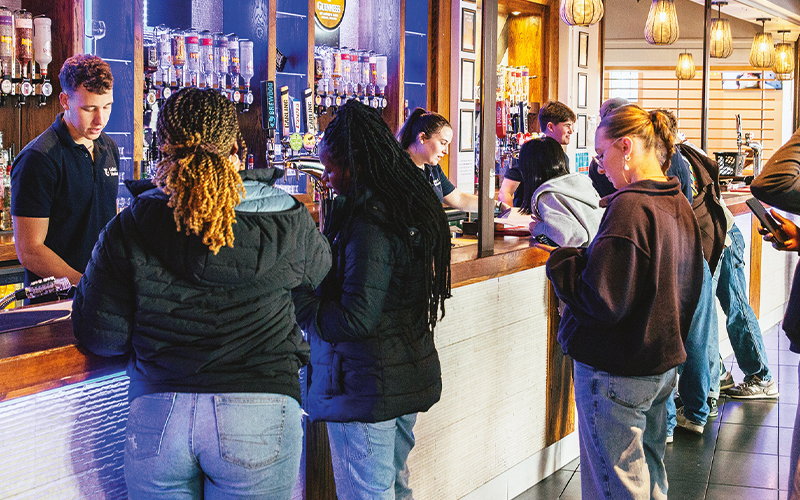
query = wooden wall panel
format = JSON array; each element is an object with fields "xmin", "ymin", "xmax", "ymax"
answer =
[{"xmin": 508, "ymin": 13, "xmax": 544, "ymax": 105}]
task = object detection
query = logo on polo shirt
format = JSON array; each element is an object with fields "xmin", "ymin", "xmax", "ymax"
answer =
[{"xmin": 104, "ymin": 165, "xmax": 119, "ymax": 177}]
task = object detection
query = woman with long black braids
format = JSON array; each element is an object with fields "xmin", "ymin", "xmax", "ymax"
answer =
[{"xmin": 293, "ymin": 99, "xmax": 451, "ymax": 500}]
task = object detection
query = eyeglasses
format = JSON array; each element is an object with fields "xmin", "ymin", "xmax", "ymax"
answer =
[{"xmin": 593, "ymin": 137, "xmax": 624, "ymax": 166}]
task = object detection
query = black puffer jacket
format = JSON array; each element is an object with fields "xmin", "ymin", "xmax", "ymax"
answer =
[
  {"xmin": 72, "ymin": 169, "xmax": 331, "ymax": 403},
  {"xmin": 293, "ymin": 191, "xmax": 442, "ymax": 423}
]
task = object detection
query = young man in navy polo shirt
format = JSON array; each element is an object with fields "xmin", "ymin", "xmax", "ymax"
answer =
[
  {"xmin": 11, "ymin": 55, "xmax": 119, "ymax": 290},
  {"xmin": 498, "ymin": 100, "xmax": 575, "ymax": 207}
]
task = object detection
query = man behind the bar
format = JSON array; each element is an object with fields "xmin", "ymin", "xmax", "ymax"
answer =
[
  {"xmin": 11, "ymin": 54, "xmax": 118, "ymax": 291},
  {"xmin": 498, "ymin": 100, "xmax": 575, "ymax": 207}
]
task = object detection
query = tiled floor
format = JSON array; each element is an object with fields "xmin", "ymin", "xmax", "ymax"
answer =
[{"xmin": 514, "ymin": 325, "xmax": 797, "ymax": 499}]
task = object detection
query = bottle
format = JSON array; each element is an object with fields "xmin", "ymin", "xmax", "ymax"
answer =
[
  {"xmin": 0, "ymin": 131, "xmax": 5, "ymax": 224},
  {"xmin": 0, "ymin": 7, "xmax": 13, "ymax": 78}
]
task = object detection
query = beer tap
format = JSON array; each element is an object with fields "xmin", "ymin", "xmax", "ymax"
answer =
[{"xmin": 33, "ymin": 16, "xmax": 51, "ymax": 106}]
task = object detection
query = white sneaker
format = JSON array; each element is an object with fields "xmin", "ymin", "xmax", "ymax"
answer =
[{"xmin": 725, "ymin": 376, "xmax": 779, "ymax": 400}]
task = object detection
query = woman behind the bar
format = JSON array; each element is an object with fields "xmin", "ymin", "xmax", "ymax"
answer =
[
  {"xmin": 517, "ymin": 136, "xmax": 603, "ymax": 247},
  {"xmin": 397, "ymin": 107, "xmax": 507, "ymax": 212},
  {"xmin": 292, "ymin": 99, "xmax": 451, "ymax": 500},
  {"xmin": 542, "ymin": 105, "xmax": 704, "ymax": 499},
  {"xmin": 72, "ymin": 87, "xmax": 331, "ymax": 499}
]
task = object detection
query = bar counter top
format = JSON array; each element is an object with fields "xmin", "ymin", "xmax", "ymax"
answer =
[{"xmin": 0, "ymin": 234, "xmax": 550, "ymax": 402}]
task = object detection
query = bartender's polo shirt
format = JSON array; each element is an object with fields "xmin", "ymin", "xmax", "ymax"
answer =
[
  {"xmin": 11, "ymin": 113, "xmax": 119, "ymax": 285},
  {"xmin": 424, "ymin": 163, "xmax": 455, "ymax": 203}
]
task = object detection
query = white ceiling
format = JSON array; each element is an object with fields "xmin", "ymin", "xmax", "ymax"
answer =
[{"xmin": 685, "ymin": 0, "xmax": 800, "ymax": 37}]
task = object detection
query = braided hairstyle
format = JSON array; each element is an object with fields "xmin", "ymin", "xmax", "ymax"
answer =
[
  {"xmin": 518, "ymin": 137, "xmax": 570, "ymax": 215},
  {"xmin": 154, "ymin": 87, "xmax": 246, "ymax": 254},
  {"xmin": 321, "ymin": 99, "xmax": 451, "ymax": 331},
  {"xmin": 597, "ymin": 104, "xmax": 675, "ymax": 174}
]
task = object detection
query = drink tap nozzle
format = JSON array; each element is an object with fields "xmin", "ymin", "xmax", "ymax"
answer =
[{"xmin": 736, "ymin": 114, "xmax": 742, "ymax": 154}]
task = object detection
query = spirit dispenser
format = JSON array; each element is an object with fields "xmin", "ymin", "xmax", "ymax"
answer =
[
  {"xmin": 199, "ymin": 31, "xmax": 213, "ymax": 88},
  {"xmin": 227, "ymin": 34, "xmax": 239, "ymax": 102},
  {"xmin": 375, "ymin": 54, "xmax": 387, "ymax": 110},
  {"xmin": 213, "ymin": 33, "xmax": 228, "ymax": 92},
  {"xmin": 14, "ymin": 9, "xmax": 32, "ymax": 106},
  {"xmin": 32, "ymin": 16, "xmax": 51, "ymax": 106},
  {"xmin": 0, "ymin": 7, "xmax": 12, "ymax": 105},
  {"xmin": 156, "ymin": 25, "xmax": 173, "ymax": 100},
  {"xmin": 239, "ymin": 39, "xmax": 254, "ymax": 110},
  {"xmin": 170, "ymin": 29, "xmax": 186, "ymax": 87},
  {"xmin": 185, "ymin": 29, "xmax": 199, "ymax": 87}
]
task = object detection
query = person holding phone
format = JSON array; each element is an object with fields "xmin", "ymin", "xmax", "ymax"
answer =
[{"xmin": 751, "ymin": 126, "xmax": 800, "ymax": 498}]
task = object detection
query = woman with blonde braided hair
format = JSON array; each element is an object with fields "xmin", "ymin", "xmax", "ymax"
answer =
[
  {"xmin": 292, "ymin": 99, "xmax": 451, "ymax": 500},
  {"xmin": 73, "ymin": 87, "xmax": 331, "ymax": 499},
  {"xmin": 540, "ymin": 104, "xmax": 705, "ymax": 499}
]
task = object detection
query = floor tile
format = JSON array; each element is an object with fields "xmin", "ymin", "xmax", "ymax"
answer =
[
  {"xmin": 719, "ymin": 399, "xmax": 780, "ymax": 427},
  {"xmin": 781, "ymin": 490, "xmax": 788, "ymax": 500},
  {"xmin": 780, "ymin": 404, "xmax": 798, "ymax": 429},
  {"xmin": 784, "ymin": 350, "xmax": 800, "ymax": 367},
  {"xmin": 778, "ymin": 363, "xmax": 799, "ymax": 385},
  {"xmin": 780, "ymin": 454, "xmax": 791, "ymax": 492},
  {"xmin": 704, "ymin": 483, "xmax": 781, "ymax": 500},
  {"xmin": 768, "ymin": 349, "xmax": 781, "ymax": 367},
  {"xmin": 513, "ymin": 470, "xmax": 576, "ymax": 500},
  {"xmin": 709, "ymin": 450, "xmax": 780, "ymax": 489},
  {"xmin": 715, "ymin": 422, "xmax": 779, "ymax": 455},
  {"xmin": 666, "ymin": 479, "xmax": 707, "ymax": 500},
  {"xmin": 781, "ymin": 385, "xmax": 800, "ymax": 405},
  {"xmin": 559, "ymin": 473, "xmax": 582, "ymax": 500},
  {"xmin": 780, "ymin": 427, "xmax": 794, "ymax": 457},
  {"xmin": 763, "ymin": 333, "xmax": 781, "ymax": 350}
]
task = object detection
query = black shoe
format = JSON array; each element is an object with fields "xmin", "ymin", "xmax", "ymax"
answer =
[{"xmin": 720, "ymin": 370, "xmax": 735, "ymax": 391}]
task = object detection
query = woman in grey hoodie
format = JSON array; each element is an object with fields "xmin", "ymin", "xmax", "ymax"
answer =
[{"xmin": 518, "ymin": 136, "xmax": 603, "ymax": 247}]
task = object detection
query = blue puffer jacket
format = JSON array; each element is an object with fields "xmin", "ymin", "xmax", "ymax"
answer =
[
  {"xmin": 72, "ymin": 169, "xmax": 331, "ymax": 403},
  {"xmin": 293, "ymin": 191, "xmax": 442, "ymax": 423}
]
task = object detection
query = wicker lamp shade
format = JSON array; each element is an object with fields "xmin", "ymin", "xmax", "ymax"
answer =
[
  {"xmin": 749, "ymin": 19, "xmax": 775, "ymax": 69},
  {"xmin": 773, "ymin": 31, "xmax": 794, "ymax": 80},
  {"xmin": 710, "ymin": 20, "xmax": 733, "ymax": 58},
  {"xmin": 645, "ymin": 0, "xmax": 679, "ymax": 45},
  {"xmin": 559, "ymin": 0, "xmax": 604, "ymax": 27},
  {"xmin": 710, "ymin": 2, "xmax": 733, "ymax": 58},
  {"xmin": 676, "ymin": 52, "xmax": 696, "ymax": 80}
]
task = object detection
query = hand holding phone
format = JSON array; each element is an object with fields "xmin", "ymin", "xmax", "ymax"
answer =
[{"xmin": 746, "ymin": 198, "xmax": 787, "ymax": 245}]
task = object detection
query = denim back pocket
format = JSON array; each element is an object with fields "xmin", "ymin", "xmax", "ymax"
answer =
[
  {"xmin": 214, "ymin": 394, "xmax": 287, "ymax": 469},
  {"xmin": 607, "ymin": 374, "xmax": 662, "ymax": 409},
  {"xmin": 126, "ymin": 393, "xmax": 176, "ymax": 460}
]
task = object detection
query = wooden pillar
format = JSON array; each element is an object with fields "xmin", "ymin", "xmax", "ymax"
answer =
[{"xmin": 477, "ymin": 0, "xmax": 497, "ymax": 258}]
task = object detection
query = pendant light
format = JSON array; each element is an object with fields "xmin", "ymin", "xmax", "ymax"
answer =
[
  {"xmin": 676, "ymin": 51, "xmax": 696, "ymax": 80},
  {"xmin": 710, "ymin": 2, "xmax": 733, "ymax": 58},
  {"xmin": 749, "ymin": 18, "xmax": 775, "ymax": 69},
  {"xmin": 773, "ymin": 30, "xmax": 794, "ymax": 80},
  {"xmin": 559, "ymin": 0, "xmax": 604, "ymax": 27},
  {"xmin": 645, "ymin": 0, "xmax": 679, "ymax": 45}
]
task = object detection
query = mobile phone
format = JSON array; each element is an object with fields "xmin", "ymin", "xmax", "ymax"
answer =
[
  {"xmin": 746, "ymin": 198, "xmax": 787, "ymax": 244},
  {"xmin": 534, "ymin": 234, "xmax": 559, "ymax": 247}
]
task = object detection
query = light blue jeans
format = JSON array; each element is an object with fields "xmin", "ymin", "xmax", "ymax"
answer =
[
  {"xmin": 716, "ymin": 224, "xmax": 772, "ymax": 382},
  {"xmin": 666, "ymin": 258, "xmax": 719, "ymax": 432},
  {"xmin": 574, "ymin": 361, "xmax": 675, "ymax": 500},
  {"xmin": 124, "ymin": 392, "xmax": 303, "ymax": 500},
  {"xmin": 326, "ymin": 413, "xmax": 417, "ymax": 500}
]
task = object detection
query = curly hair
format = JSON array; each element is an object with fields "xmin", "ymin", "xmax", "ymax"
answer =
[
  {"xmin": 154, "ymin": 87, "xmax": 246, "ymax": 254},
  {"xmin": 320, "ymin": 99, "xmax": 451, "ymax": 332},
  {"xmin": 58, "ymin": 54, "xmax": 114, "ymax": 94}
]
